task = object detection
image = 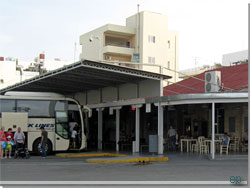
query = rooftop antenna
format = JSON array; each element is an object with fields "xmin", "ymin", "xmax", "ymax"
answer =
[
  {"xmin": 74, "ymin": 24, "xmax": 79, "ymax": 62},
  {"xmin": 74, "ymin": 41, "xmax": 77, "ymax": 62}
]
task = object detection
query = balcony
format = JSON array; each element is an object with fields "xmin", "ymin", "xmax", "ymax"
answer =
[{"xmin": 102, "ymin": 45, "xmax": 135, "ymax": 56}]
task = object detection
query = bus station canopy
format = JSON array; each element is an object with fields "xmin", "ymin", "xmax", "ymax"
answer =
[{"xmin": 0, "ymin": 60, "xmax": 171, "ymax": 95}]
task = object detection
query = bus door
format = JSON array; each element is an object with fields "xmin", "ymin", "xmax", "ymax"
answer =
[
  {"xmin": 68, "ymin": 110, "xmax": 82, "ymax": 150},
  {"xmin": 55, "ymin": 111, "xmax": 70, "ymax": 151}
]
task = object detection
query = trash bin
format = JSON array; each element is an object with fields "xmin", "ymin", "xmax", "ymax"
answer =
[{"xmin": 149, "ymin": 135, "xmax": 158, "ymax": 153}]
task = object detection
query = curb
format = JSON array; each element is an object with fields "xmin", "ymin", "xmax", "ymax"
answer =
[
  {"xmin": 56, "ymin": 153, "xmax": 128, "ymax": 158},
  {"xmin": 86, "ymin": 157, "xmax": 169, "ymax": 163}
]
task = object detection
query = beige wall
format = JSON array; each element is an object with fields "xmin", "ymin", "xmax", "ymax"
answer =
[
  {"xmin": 126, "ymin": 11, "xmax": 179, "ymax": 82},
  {"xmin": 80, "ymin": 11, "xmax": 179, "ymax": 83}
]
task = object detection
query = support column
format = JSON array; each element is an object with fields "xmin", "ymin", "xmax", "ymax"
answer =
[
  {"xmin": 158, "ymin": 103, "xmax": 164, "ymax": 155},
  {"xmin": 97, "ymin": 108, "xmax": 104, "ymax": 150},
  {"xmin": 212, "ymin": 103, "xmax": 215, "ymax": 159},
  {"xmin": 158, "ymin": 66, "xmax": 164, "ymax": 155},
  {"xmin": 115, "ymin": 108, "xmax": 121, "ymax": 152},
  {"xmin": 132, "ymin": 105, "xmax": 142, "ymax": 153},
  {"xmin": 135, "ymin": 107, "xmax": 140, "ymax": 152}
]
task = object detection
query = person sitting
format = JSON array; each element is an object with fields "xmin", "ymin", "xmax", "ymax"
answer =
[
  {"xmin": 221, "ymin": 132, "xmax": 229, "ymax": 146},
  {"xmin": 241, "ymin": 129, "xmax": 248, "ymax": 151}
]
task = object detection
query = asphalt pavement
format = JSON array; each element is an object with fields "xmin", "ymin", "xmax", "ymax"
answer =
[{"xmin": 0, "ymin": 152, "xmax": 248, "ymax": 183}]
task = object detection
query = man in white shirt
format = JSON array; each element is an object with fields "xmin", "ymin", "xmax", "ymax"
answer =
[
  {"xmin": 167, "ymin": 126, "xmax": 177, "ymax": 151},
  {"xmin": 14, "ymin": 127, "xmax": 25, "ymax": 156}
]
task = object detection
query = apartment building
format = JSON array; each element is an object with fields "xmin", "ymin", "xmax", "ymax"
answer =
[
  {"xmin": 0, "ymin": 59, "xmax": 39, "ymax": 89},
  {"xmin": 80, "ymin": 11, "xmax": 179, "ymax": 83},
  {"xmin": 0, "ymin": 56, "xmax": 72, "ymax": 89}
]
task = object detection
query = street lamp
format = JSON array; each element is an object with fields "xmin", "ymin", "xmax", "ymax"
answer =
[{"xmin": 89, "ymin": 35, "xmax": 102, "ymax": 61}]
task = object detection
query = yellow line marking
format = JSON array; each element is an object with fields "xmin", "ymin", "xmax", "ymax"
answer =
[
  {"xmin": 86, "ymin": 157, "xmax": 169, "ymax": 163},
  {"xmin": 56, "ymin": 153, "xmax": 128, "ymax": 158}
]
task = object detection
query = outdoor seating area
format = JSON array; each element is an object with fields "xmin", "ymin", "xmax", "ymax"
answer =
[{"xmin": 178, "ymin": 135, "xmax": 247, "ymax": 155}]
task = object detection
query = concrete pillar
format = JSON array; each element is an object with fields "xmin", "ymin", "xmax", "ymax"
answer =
[
  {"xmin": 116, "ymin": 108, "xmax": 120, "ymax": 152},
  {"xmin": 132, "ymin": 105, "xmax": 142, "ymax": 153},
  {"xmin": 158, "ymin": 66, "xmax": 164, "ymax": 154},
  {"xmin": 97, "ymin": 108, "xmax": 104, "ymax": 150},
  {"xmin": 135, "ymin": 107, "xmax": 140, "ymax": 152},
  {"xmin": 158, "ymin": 103, "xmax": 164, "ymax": 155},
  {"xmin": 212, "ymin": 103, "xmax": 215, "ymax": 159}
]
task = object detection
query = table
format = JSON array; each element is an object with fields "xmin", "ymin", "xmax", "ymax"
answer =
[
  {"xmin": 181, "ymin": 139, "xmax": 197, "ymax": 152},
  {"xmin": 204, "ymin": 139, "xmax": 222, "ymax": 154}
]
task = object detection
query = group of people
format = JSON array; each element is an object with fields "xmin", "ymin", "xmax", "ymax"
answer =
[
  {"xmin": 0, "ymin": 126, "xmax": 48, "ymax": 159},
  {"xmin": 0, "ymin": 127, "xmax": 25, "ymax": 159}
]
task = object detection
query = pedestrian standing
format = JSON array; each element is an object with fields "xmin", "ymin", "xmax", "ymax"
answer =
[
  {"xmin": 14, "ymin": 127, "xmax": 25, "ymax": 157},
  {"xmin": 167, "ymin": 126, "xmax": 177, "ymax": 151},
  {"xmin": 5, "ymin": 128, "xmax": 14, "ymax": 158},
  {"xmin": 40, "ymin": 126, "xmax": 48, "ymax": 158},
  {"xmin": 71, "ymin": 128, "xmax": 77, "ymax": 149}
]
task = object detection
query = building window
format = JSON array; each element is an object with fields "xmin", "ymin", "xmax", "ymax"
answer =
[
  {"xmin": 168, "ymin": 61, "xmax": 170, "ymax": 69},
  {"xmin": 228, "ymin": 117, "xmax": 236, "ymax": 132},
  {"xmin": 168, "ymin": 40, "xmax": 170, "ymax": 48},
  {"xmin": 148, "ymin": 35, "xmax": 155, "ymax": 43},
  {"xmin": 148, "ymin": 57, "xmax": 155, "ymax": 64}
]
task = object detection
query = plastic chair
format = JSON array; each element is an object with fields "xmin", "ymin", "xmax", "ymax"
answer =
[
  {"xmin": 200, "ymin": 140, "xmax": 208, "ymax": 154},
  {"xmin": 220, "ymin": 137, "xmax": 230, "ymax": 154},
  {"xmin": 229, "ymin": 137, "xmax": 240, "ymax": 152}
]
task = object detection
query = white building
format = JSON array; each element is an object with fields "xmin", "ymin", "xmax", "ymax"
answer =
[
  {"xmin": 0, "ymin": 57, "xmax": 72, "ymax": 89},
  {"xmin": 0, "ymin": 59, "xmax": 39, "ymax": 89},
  {"xmin": 222, "ymin": 50, "xmax": 248, "ymax": 66},
  {"xmin": 80, "ymin": 11, "xmax": 179, "ymax": 83}
]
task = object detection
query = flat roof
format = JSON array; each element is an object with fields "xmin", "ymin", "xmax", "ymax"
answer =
[
  {"xmin": 146, "ymin": 92, "xmax": 248, "ymax": 105},
  {"xmin": 0, "ymin": 60, "xmax": 171, "ymax": 95}
]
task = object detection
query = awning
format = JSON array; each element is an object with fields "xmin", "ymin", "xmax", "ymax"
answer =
[{"xmin": 0, "ymin": 60, "xmax": 171, "ymax": 95}]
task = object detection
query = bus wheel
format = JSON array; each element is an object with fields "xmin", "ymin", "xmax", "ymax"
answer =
[{"xmin": 33, "ymin": 138, "xmax": 52, "ymax": 156}]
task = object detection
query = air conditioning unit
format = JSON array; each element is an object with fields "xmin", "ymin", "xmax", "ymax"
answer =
[
  {"xmin": 205, "ymin": 71, "xmax": 221, "ymax": 93},
  {"xmin": 105, "ymin": 56, "xmax": 112, "ymax": 60}
]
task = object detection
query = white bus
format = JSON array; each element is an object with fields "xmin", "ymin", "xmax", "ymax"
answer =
[{"xmin": 0, "ymin": 92, "xmax": 90, "ymax": 155}]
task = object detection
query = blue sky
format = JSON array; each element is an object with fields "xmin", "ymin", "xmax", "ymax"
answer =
[{"xmin": 0, "ymin": 0, "xmax": 249, "ymax": 69}]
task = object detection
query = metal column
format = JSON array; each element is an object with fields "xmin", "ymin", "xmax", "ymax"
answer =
[
  {"xmin": 212, "ymin": 103, "xmax": 215, "ymax": 159},
  {"xmin": 135, "ymin": 107, "xmax": 140, "ymax": 152},
  {"xmin": 158, "ymin": 66, "xmax": 164, "ymax": 154},
  {"xmin": 116, "ymin": 109, "xmax": 120, "ymax": 152},
  {"xmin": 97, "ymin": 108, "xmax": 103, "ymax": 150},
  {"xmin": 158, "ymin": 104, "xmax": 164, "ymax": 154}
]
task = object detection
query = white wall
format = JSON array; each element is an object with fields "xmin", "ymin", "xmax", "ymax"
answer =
[
  {"xmin": 126, "ymin": 11, "xmax": 178, "ymax": 82},
  {"xmin": 0, "ymin": 61, "xmax": 39, "ymax": 89},
  {"xmin": 0, "ymin": 58, "xmax": 71, "ymax": 90},
  {"xmin": 222, "ymin": 50, "xmax": 248, "ymax": 66},
  {"xmin": 43, "ymin": 59, "xmax": 72, "ymax": 71}
]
